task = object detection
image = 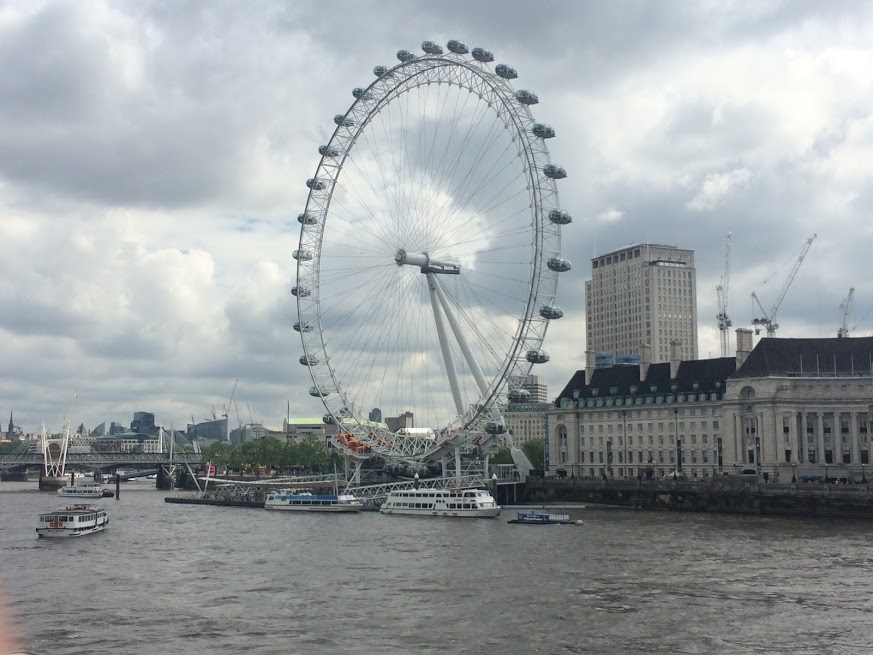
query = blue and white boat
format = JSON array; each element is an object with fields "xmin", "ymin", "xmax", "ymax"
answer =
[
  {"xmin": 264, "ymin": 489, "xmax": 363, "ymax": 513},
  {"xmin": 507, "ymin": 511, "xmax": 579, "ymax": 525}
]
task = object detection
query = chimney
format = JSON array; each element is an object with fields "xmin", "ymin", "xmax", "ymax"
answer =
[
  {"xmin": 639, "ymin": 343, "xmax": 651, "ymax": 382},
  {"xmin": 585, "ymin": 350, "xmax": 595, "ymax": 385},
  {"xmin": 669, "ymin": 339, "xmax": 682, "ymax": 380},
  {"xmin": 735, "ymin": 328, "xmax": 753, "ymax": 369}
]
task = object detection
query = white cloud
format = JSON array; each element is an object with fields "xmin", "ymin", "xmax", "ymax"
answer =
[
  {"xmin": 2, "ymin": 0, "xmax": 873, "ymax": 432},
  {"xmin": 686, "ymin": 168, "xmax": 753, "ymax": 211}
]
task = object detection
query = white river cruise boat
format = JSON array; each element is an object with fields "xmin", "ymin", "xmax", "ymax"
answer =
[
  {"xmin": 264, "ymin": 489, "xmax": 363, "ymax": 513},
  {"xmin": 36, "ymin": 504, "xmax": 109, "ymax": 538},
  {"xmin": 380, "ymin": 487, "xmax": 501, "ymax": 518},
  {"xmin": 57, "ymin": 481, "xmax": 105, "ymax": 498}
]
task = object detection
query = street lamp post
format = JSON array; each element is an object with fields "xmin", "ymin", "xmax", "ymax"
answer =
[
  {"xmin": 674, "ymin": 408, "xmax": 682, "ymax": 473},
  {"xmin": 622, "ymin": 410, "xmax": 628, "ymax": 479}
]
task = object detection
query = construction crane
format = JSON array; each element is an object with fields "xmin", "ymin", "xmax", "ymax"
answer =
[
  {"xmin": 246, "ymin": 402, "xmax": 255, "ymax": 425},
  {"xmin": 716, "ymin": 231, "xmax": 732, "ymax": 357},
  {"xmin": 838, "ymin": 287, "xmax": 855, "ymax": 338},
  {"xmin": 223, "ymin": 379, "xmax": 239, "ymax": 441},
  {"xmin": 751, "ymin": 234, "xmax": 817, "ymax": 337}
]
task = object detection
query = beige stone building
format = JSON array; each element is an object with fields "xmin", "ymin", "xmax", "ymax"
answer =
[
  {"xmin": 548, "ymin": 330, "xmax": 873, "ymax": 482},
  {"xmin": 585, "ymin": 243, "xmax": 697, "ymax": 364},
  {"xmin": 723, "ymin": 330, "xmax": 873, "ymax": 482}
]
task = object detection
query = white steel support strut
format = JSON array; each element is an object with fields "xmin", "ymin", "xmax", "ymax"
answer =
[
  {"xmin": 428, "ymin": 273, "xmax": 489, "ymax": 397},
  {"xmin": 426, "ymin": 273, "xmax": 465, "ymax": 417}
]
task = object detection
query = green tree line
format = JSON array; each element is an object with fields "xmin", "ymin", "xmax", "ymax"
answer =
[{"xmin": 200, "ymin": 436, "xmax": 343, "ymax": 473}]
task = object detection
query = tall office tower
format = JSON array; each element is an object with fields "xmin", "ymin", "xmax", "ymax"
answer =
[{"xmin": 585, "ymin": 243, "xmax": 698, "ymax": 364}]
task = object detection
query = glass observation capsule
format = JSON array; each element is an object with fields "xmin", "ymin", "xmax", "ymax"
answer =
[
  {"xmin": 526, "ymin": 349, "xmax": 550, "ymax": 364},
  {"xmin": 447, "ymin": 40, "xmax": 469, "ymax": 55},
  {"xmin": 422, "ymin": 40, "xmax": 443, "ymax": 55},
  {"xmin": 515, "ymin": 90, "xmax": 539, "ymax": 105},
  {"xmin": 472, "ymin": 47, "xmax": 494, "ymax": 62},
  {"xmin": 548, "ymin": 209, "xmax": 572, "ymax": 224},
  {"xmin": 547, "ymin": 257, "xmax": 571, "ymax": 272},
  {"xmin": 539, "ymin": 305, "xmax": 564, "ymax": 320},
  {"xmin": 543, "ymin": 164, "xmax": 567, "ymax": 180},
  {"xmin": 495, "ymin": 64, "xmax": 517, "ymax": 79},
  {"xmin": 532, "ymin": 123, "xmax": 555, "ymax": 139},
  {"xmin": 507, "ymin": 388, "xmax": 531, "ymax": 403}
]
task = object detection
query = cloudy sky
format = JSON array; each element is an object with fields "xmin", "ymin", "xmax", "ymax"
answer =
[{"xmin": 2, "ymin": 0, "xmax": 872, "ymax": 434}]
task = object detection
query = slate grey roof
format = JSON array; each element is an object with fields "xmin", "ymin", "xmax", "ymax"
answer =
[
  {"xmin": 554, "ymin": 357, "xmax": 736, "ymax": 406},
  {"xmin": 734, "ymin": 336, "xmax": 873, "ymax": 378}
]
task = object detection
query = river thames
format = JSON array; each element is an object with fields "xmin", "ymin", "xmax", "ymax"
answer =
[{"xmin": 2, "ymin": 481, "xmax": 873, "ymax": 654}]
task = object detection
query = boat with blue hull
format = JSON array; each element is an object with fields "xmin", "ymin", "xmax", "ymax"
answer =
[{"xmin": 507, "ymin": 511, "xmax": 581, "ymax": 525}]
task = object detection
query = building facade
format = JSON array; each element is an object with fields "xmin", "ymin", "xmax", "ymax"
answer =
[
  {"xmin": 504, "ymin": 402, "xmax": 551, "ymax": 447},
  {"xmin": 723, "ymin": 332, "xmax": 873, "ymax": 482},
  {"xmin": 548, "ymin": 350, "xmax": 735, "ymax": 480},
  {"xmin": 585, "ymin": 243, "xmax": 697, "ymax": 364}
]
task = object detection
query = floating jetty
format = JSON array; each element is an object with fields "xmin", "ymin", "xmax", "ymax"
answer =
[{"xmin": 165, "ymin": 495, "xmax": 263, "ymax": 508}]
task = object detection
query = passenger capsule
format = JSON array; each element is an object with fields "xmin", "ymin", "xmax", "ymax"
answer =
[
  {"xmin": 352, "ymin": 87, "xmax": 373, "ymax": 100},
  {"xmin": 291, "ymin": 285, "xmax": 310, "ymax": 298},
  {"xmin": 334, "ymin": 114, "xmax": 354, "ymax": 127},
  {"xmin": 397, "ymin": 49, "xmax": 416, "ymax": 62},
  {"xmin": 532, "ymin": 123, "xmax": 555, "ymax": 139},
  {"xmin": 548, "ymin": 209, "xmax": 572, "ymax": 225},
  {"xmin": 293, "ymin": 249, "xmax": 313, "ymax": 262},
  {"xmin": 543, "ymin": 164, "xmax": 567, "ymax": 180},
  {"xmin": 447, "ymin": 40, "xmax": 469, "ymax": 55},
  {"xmin": 495, "ymin": 64, "xmax": 517, "ymax": 79},
  {"xmin": 507, "ymin": 388, "xmax": 531, "ymax": 403},
  {"xmin": 373, "ymin": 65, "xmax": 389, "ymax": 77},
  {"xmin": 297, "ymin": 212, "xmax": 318, "ymax": 226},
  {"xmin": 323, "ymin": 413, "xmax": 337, "ymax": 425},
  {"xmin": 484, "ymin": 421, "xmax": 507, "ymax": 435},
  {"xmin": 318, "ymin": 145, "xmax": 342, "ymax": 157},
  {"xmin": 547, "ymin": 257, "xmax": 572, "ymax": 272},
  {"xmin": 422, "ymin": 40, "xmax": 443, "ymax": 55},
  {"xmin": 293, "ymin": 321, "xmax": 312, "ymax": 333},
  {"xmin": 526, "ymin": 349, "xmax": 550, "ymax": 364},
  {"xmin": 306, "ymin": 178, "xmax": 327, "ymax": 190},
  {"xmin": 309, "ymin": 385, "xmax": 330, "ymax": 398},
  {"xmin": 515, "ymin": 90, "xmax": 539, "ymax": 105},
  {"xmin": 472, "ymin": 47, "xmax": 494, "ymax": 63},
  {"xmin": 540, "ymin": 305, "xmax": 564, "ymax": 320},
  {"xmin": 299, "ymin": 354, "xmax": 319, "ymax": 366}
]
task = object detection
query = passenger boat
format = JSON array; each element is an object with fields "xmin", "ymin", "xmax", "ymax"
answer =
[
  {"xmin": 379, "ymin": 487, "xmax": 501, "ymax": 518},
  {"xmin": 264, "ymin": 489, "xmax": 363, "ymax": 512},
  {"xmin": 36, "ymin": 504, "xmax": 109, "ymax": 538},
  {"xmin": 507, "ymin": 511, "xmax": 581, "ymax": 525},
  {"xmin": 57, "ymin": 481, "xmax": 106, "ymax": 498}
]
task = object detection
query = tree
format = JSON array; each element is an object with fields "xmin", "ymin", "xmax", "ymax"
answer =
[
  {"xmin": 490, "ymin": 447, "xmax": 514, "ymax": 465},
  {"xmin": 522, "ymin": 437, "xmax": 545, "ymax": 469}
]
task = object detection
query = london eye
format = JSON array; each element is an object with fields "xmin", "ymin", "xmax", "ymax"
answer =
[{"xmin": 294, "ymin": 40, "xmax": 571, "ymax": 469}]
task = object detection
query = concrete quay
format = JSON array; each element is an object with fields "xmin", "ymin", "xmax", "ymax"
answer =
[{"xmin": 523, "ymin": 477, "xmax": 873, "ymax": 518}]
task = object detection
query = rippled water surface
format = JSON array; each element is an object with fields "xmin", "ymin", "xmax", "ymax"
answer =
[{"xmin": 2, "ymin": 481, "xmax": 873, "ymax": 654}]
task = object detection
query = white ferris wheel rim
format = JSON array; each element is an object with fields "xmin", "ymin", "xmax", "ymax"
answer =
[{"xmin": 294, "ymin": 42, "xmax": 568, "ymax": 460}]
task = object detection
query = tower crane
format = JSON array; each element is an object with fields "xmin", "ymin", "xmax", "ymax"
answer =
[
  {"xmin": 716, "ymin": 231, "xmax": 732, "ymax": 357},
  {"xmin": 751, "ymin": 233, "xmax": 817, "ymax": 337},
  {"xmin": 837, "ymin": 287, "xmax": 855, "ymax": 338}
]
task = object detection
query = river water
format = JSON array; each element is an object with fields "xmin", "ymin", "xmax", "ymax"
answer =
[{"xmin": 1, "ymin": 481, "xmax": 873, "ymax": 654}]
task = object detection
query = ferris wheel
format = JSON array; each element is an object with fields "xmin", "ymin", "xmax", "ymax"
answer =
[{"xmin": 294, "ymin": 40, "xmax": 572, "ymax": 462}]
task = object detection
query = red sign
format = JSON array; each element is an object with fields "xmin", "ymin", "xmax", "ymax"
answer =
[{"xmin": 207, "ymin": 464, "xmax": 216, "ymax": 475}]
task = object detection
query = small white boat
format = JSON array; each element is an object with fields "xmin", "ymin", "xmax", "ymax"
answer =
[
  {"xmin": 380, "ymin": 487, "xmax": 501, "ymax": 518},
  {"xmin": 36, "ymin": 504, "xmax": 109, "ymax": 538},
  {"xmin": 57, "ymin": 481, "xmax": 105, "ymax": 498},
  {"xmin": 265, "ymin": 489, "xmax": 363, "ymax": 512}
]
